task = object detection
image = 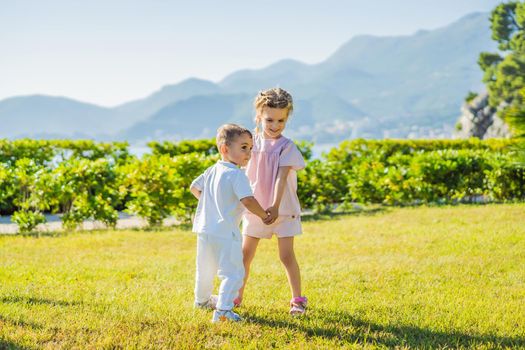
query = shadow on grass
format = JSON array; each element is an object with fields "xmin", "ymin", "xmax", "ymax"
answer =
[
  {"xmin": 130, "ymin": 222, "xmax": 193, "ymax": 232},
  {"xmin": 246, "ymin": 308, "xmax": 525, "ymax": 348},
  {"xmin": 0, "ymin": 296, "xmax": 83, "ymax": 307},
  {"xmin": 0, "ymin": 316, "xmax": 38, "ymax": 350},
  {"xmin": 16, "ymin": 231, "xmax": 69, "ymax": 238},
  {"xmin": 6, "ymin": 222, "xmax": 191, "ymax": 238},
  {"xmin": 0, "ymin": 315, "xmax": 42, "ymax": 332},
  {"xmin": 0, "ymin": 339, "xmax": 32, "ymax": 350}
]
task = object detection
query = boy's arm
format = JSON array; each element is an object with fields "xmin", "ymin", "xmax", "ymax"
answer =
[
  {"xmin": 190, "ymin": 186, "xmax": 201, "ymax": 200},
  {"xmin": 190, "ymin": 172, "xmax": 206, "ymax": 200},
  {"xmin": 240, "ymin": 196, "xmax": 269, "ymax": 221},
  {"xmin": 234, "ymin": 172, "xmax": 270, "ymax": 223}
]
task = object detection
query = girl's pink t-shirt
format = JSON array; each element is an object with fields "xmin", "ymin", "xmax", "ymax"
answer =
[{"xmin": 244, "ymin": 134, "xmax": 305, "ymax": 216}]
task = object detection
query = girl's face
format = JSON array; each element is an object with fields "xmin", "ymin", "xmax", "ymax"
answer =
[{"xmin": 259, "ymin": 107, "xmax": 289, "ymax": 139}]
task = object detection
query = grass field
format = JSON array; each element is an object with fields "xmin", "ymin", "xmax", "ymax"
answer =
[{"xmin": 1, "ymin": 204, "xmax": 524, "ymax": 349}]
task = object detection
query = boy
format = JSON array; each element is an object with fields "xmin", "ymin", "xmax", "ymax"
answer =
[{"xmin": 190, "ymin": 124, "xmax": 271, "ymax": 323}]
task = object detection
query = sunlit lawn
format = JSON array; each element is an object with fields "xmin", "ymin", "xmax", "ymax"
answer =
[{"xmin": 1, "ymin": 203, "xmax": 524, "ymax": 349}]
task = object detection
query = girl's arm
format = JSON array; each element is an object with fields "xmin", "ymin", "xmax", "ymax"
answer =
[{"xmin": 267, "ymin": 166, "xmax": 291, "ymax": 223}]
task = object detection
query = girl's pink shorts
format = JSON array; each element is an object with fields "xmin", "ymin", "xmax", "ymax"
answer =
[{"xmin": 242, "ymin": 213, "xmax": 302, "ymax": 239}]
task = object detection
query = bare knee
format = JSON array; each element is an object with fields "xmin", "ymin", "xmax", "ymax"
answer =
[
  {"xmin": 279, "ymin": 251, "xmax": 296, "ymax": 266},
  {"xmin": 243, "ymin": 253, "xmax": 254, "ymax": 266},
  {"xmin": 243, "ymin": 246, "xmax": 256, "ymax": 263},
  {"xmin": 242, "ymin": 237, "xmax": 259, "ymax": 261}
]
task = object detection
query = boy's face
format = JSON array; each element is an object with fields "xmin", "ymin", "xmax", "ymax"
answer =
[{"xmin": 223, "ymin": 133, "xmax": 253, "ymax": 166}]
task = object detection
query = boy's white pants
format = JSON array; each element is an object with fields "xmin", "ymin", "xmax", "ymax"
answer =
[{"xmin": 194, "ymin": 233, "xmax": 245, "ymax": 311}]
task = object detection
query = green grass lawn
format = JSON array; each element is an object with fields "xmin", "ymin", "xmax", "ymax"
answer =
[{"xmin": 1, "ymin": 204, "xmax": 524, "ymax": 349}]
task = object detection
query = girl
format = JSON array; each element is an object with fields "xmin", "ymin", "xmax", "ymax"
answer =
[{"xmin": 237, "ymin": 87, "xmax": 307, "ymax": 315}]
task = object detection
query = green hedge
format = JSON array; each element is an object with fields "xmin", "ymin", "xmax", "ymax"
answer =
[
  {"xmin": 0, "ymin": 139, "xmax": 131, "ymax": 166},
  {"xmin": 148, "ymin": 139, "xmax": 314, "ymax": 160},
  {"xmin": 0, "ymin": 138, "xmax": 523, "ymax": 233},
  {"xmin": 306, "ymin": 139, "xmax": 524, "ymax": 209},
  {"xmin": 118, "ymin": 153, "xmax": 217, "ymax": 226},
  {"xmin": 148, "ymin": 139, "xmax": 218, "ymax": 157}
]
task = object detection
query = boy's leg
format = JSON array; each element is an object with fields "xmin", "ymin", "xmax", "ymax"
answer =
[
  {"xmin": 215, "ymin": 235, "xmax": 245, "ymax": 311},
  {"xmin": 237, "ymin": 235, "xmax": 260, "ymax": 303},
  {"xmin": 194, "ymin": 234, "xmax": 218, "ymax": 305},
  {"xmin": 277, "ymin": 237, "xmax": 302, "ymax": 298}
]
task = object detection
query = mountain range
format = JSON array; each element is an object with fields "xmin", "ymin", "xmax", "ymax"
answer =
[{"xmin": 1, "ymin": 12, "xmax": 496, "ymax": 143}]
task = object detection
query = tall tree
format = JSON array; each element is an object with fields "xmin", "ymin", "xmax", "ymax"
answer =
[{"xmin": 479, "ymin": 1, "xmax": 525, "ymax": 137}]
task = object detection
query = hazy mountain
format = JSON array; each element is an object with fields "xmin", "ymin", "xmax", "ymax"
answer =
[
  {"xmin": 220, "ymin": 59, "xmax": 315, "ymax": 93},
  {"xmin": 1, "ymin": 12, "xmax": 496, "ymax": 141},
  {"xmin": 114, "ymin": 78, "xmax": 221, "ymax": 124},
  {"xmin": 218, "ymin": 12, "xmax": 495, "ymax": 127},
  {"xmin": 322, "ymin": 12, "xmax": 494, "ymax": 123},
  {"xmin": 122, "ymin": 12, "xmax": 494, "ymax": 141},
  {"xmin": 120, "ymin": 94, "xmax": 252, "ymax": 141},
  {"xmin": 0, "ymin": 95, "xmax": 118, "ymax": 138}
]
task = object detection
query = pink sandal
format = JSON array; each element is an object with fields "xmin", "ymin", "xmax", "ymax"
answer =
[
  {"xmin": 289, "ymin": 296, "xmax": 308, "ymax": 316},
  {"xmin": 233, "ymin": 297, "xmax": 242, "ymax": 307}
]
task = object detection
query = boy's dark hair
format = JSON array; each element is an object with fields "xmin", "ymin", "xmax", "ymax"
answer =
[{"xmin": 216, "ymin": 124, "xmax": 252, "ymax": 147}]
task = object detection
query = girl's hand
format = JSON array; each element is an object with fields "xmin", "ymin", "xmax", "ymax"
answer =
[{"xmin": 266, "ymin": 206, "xmax": 279, "ymax": 224}]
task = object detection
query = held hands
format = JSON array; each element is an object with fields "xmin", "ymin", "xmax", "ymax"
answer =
[
  {"xmin": 262, "ymin": 211, "xmax": 273, "ymax": 225},
  {"xmin": 262, "ymin": 206, "xmax": 278, "ymax": 225}
]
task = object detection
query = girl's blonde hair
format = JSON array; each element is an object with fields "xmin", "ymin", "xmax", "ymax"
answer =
[{"xmin": 253, "ymin": 87, "xmax": 293, "ymax": 133}]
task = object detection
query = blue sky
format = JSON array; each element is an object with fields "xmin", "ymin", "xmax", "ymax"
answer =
[{"xmin": 0, "ymin": 0, "xmax": 501, "ymax": 106}]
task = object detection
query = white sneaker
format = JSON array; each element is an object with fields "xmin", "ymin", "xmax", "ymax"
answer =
[
  {"xmin": 194, "ymin": 295, "xmax": 218, "ymax": 310},
  {"xmin": 211, "ymin": 309, "xmax": 242, "ymax": 323}
]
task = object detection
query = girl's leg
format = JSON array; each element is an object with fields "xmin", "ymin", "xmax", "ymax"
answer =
[
  {"xmin": 237, "ymin": 235, "xmax": 260, "ymax": 303},
  {"xmin": 277, "ymin": 237, "xmax": 301, "ymax": 298}
]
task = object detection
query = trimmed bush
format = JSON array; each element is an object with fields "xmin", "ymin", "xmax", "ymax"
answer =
[
  {"xmin": 118, "ymin": 153, "xmax": 217, "ymax": 227},
  {"xmin": 1, "ymin": 138, "xmax": 523, "ymax": 232},
  {"xmin": 41, "ymin": 158, "xmax": 121, "ymax": 230},
  {"xmin": 148, "ymin": 139, "xmax": 218, "ymax": 157},
  {"xmin": 299, "ymin": 139, "xmax": 524, "ymax": 208}
]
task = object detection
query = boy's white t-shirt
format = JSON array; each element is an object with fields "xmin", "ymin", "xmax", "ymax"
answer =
[{"xmin": 191, "ymin": 160, "xmax": 253, "ymax": 238}]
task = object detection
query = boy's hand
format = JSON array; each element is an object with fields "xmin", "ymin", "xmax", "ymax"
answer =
[{"xmin": 265, "ymin": 206, "xmax": 278, "ymax": 225}]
